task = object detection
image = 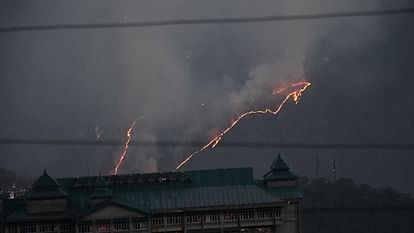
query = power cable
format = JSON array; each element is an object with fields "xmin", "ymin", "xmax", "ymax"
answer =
[
  {"xmin": 0, "ymin": 139, "xmax": 414, "ymax": 150},
  {"xmin": 1, "ymin": 7, "xmax": 413, "ymax": 32}
]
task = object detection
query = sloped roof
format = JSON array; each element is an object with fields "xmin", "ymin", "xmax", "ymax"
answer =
[
  {"xmin": 271, "ymin": 155, "xmax": 290, "ymax": 171},
  {"xmin": 60, "ymin": 168, "xmax": 282, "ymax": 214},
  {"xmin": 263, "ymin": 154, "xmax": 298, "ymax": 181},
  {"xmin": 32, "ymin": 169, "xmax": 60, "ymax": 189},
  {"xmin": 25, "ymin": 169, "xmax": 67, "ymax": 199},
  {"xmin": 3, "ymin": 167, "xmax": 301, "ymax": 222},
  {"xmin": 89, "ymin": 174, "xmax": 112, "ymax": 199},
  {"xmin": 114, "ymin": 184, "xmax": 282, "ymax": 211}
]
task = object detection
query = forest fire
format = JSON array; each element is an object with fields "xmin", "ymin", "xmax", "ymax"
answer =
[{"xmin": 174, "ymin": 81, "xmax": 311, "ymax": 171}]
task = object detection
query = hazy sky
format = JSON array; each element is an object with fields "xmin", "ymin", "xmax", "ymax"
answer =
[{"xmin": 1, "ymin": 0, "xmax": 414, "ymax": 193}]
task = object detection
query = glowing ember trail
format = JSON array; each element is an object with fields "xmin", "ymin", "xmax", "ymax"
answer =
[
  {"xmin": 174, "ymin": 81, "xmax": 311, "ymax": 171},
  {"xmin": 113, "ymin": 117, "xmax": 143, "ymax": 175}
]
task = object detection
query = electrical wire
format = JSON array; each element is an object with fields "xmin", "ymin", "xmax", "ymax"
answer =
[{"xmin": 1, "ymin": 7, "xmax": 413, "ymax": 32}]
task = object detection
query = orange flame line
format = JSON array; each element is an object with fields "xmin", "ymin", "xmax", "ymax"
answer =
[
  {"xmin": 113, "ymin": 120, "xmax": 137, "ymax": 175},
  {"xmin": 272, "ymin": 81, "xmax": 310, "ymax": 95},
  {"xmin": 174, "ymin": 81, "xmax": 311, "ymax": 171}
]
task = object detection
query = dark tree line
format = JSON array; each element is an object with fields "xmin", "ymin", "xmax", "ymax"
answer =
[{"xmin": 301, "ymin": 177, "xmax": 414, "ymax": 233}]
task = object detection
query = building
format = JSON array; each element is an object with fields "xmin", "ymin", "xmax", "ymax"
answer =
[{"xmin": 1, "ymin": 155, "xmax": 302, "ymax": 233}]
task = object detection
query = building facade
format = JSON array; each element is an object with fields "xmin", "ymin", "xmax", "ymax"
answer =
[{"xmin": 1, "ymin": 155, "xmax": 302, "ymax": 233}]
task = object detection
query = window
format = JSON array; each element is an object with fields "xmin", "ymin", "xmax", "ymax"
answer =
[
  {"xmin": 9, "ymin": 225, "xmax": 17, "ymax": 233},
  {"xmin": 137, "ymin": 177, "xmax": 145, "ymax": 184},
  {"xmin": 132, "ymin": 222, "xmax": 147, "ymax": 231},
  {"xmin": 223, "ymin": 212, "xmax": 237, "ymax": 221},
  {"xmin": 20, "ymin": 224, "xmax": 36, "ymax": 233},
  {"xmin": 78, "ymin": 224, "xmax": 91, "ymax": 233},
  {"xmin": 166, "ymin": 216, "xmax": 181, "ymax": 225},
  {"xmin": 127, "ymin": 176, "xmax": 135, "ymax": 185},
  {"xmin": 147, "ymin": 177, "xmax": 155, "ymax": 184},
  {"xmin": 59, "ymin": 222, "xmax": 73, "ymax": 232},
  {"xmin": 96, "ymin": 223, "xmax": 110, "ymax": 232},
  {"xmin": 275, "ymin": 209, "xmax": 281, "ymax": 218},
  {"xmin": 204, "ymin": 214, "xmax": 220, "ymax": 223},
  {"xmin": 106, "ymin": 178, "xmax": 114, "ymax": 187},
  {"xmin": 113, "ymin": 222, "xmax": 129, "ymax": 232},
  {"xmin": 26, "ymin": 199, "xmax": 67, "ymax": 214},
  {"xmin": 151, "ymin": 217, "xmax": 164, "ymax": 226},
  {"xmin": 186, "ymin": 215, "xmax": 202, "ymax": 223},
  {"xmin": 239, "ymin": 211, "xmax": 254, "ymax": 220},
  {"xmin": 158, "ymin": 176, "xmax": 167, "ymax": 183},
  {"xmin": 131, "ymin": 218, "xmax": 147, "ymax": 231},
  {"xmin": 73, "ymin": 180, "xmax": 81, "ymax": 188},
  {"xmin": 39, "ymin": 223, "xmax": 57, "ymax": 233},
  {"xmin": 257, "ymin": 210, "xmax": 274, "ymax": 219}
]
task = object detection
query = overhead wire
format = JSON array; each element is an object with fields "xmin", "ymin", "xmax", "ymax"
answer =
[
  {"xmin": 0, "ymin": 7, "xmax": 414, "ymax": 32},
  {"xmin": 0, "ymin": 139, "xmax": 413, "ymax": 150}
]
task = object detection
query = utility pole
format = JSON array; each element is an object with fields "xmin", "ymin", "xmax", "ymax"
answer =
[{"xmin": 331, "ymin": 155, "xmax": 337, "ymax": 183}]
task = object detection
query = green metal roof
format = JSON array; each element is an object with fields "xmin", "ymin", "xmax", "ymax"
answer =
[
  {"xmin": 114, "ymin": 184, "xmax": 282, "ymax": 211},
  {"xmin": 89, "ymin": 174, "xmax": 112, "ymax": 199},
  {"xmin": 270, "ymin": 154, "xmax": 290, "ymax": 171},
  {"xmin": 3, "ymin": 166, "xmax": 302, "ymax": 222},
  {"xmin": 60, "ymin": 168, "xmax": 280, "ymax": 213},
  {"xmin": 25, "ymin": 169, "xmax": 67, "ymax": 200},
  {"xmin": 32, "ymin": 169, "xmax": 61, "ymax": 189},
  {"xmin": 263, "ymin": 155, "xmax": 298, "ymax": 181}
]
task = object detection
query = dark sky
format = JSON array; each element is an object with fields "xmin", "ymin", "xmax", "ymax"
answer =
[{"xmin": 1, "ymin": 0, "xmax": 414, "ymax": 193}]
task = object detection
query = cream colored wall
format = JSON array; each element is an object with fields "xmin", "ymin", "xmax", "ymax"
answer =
[
  {"xmin": 266, "ymin": 180, "xmax": 297, "ymax": 188},
  {"xmin": 278, "ymin": 203, "xmax": 299, "ymax": 233},
  {"xmin": 276, "ymin": 221, "xmax": 297, "ymax": 233},
  {"xmin": 81, "ymin": 205, "xmax": 146, "ymax": 220},
  {"xmin": 26, "ymin": 199, "xmax": 67, "ymax": 214}
]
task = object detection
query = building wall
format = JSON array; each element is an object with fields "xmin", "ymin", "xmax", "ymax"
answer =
[
  {"xmin": 4, "ymin": 205, "xmax": 299, "ymax": 233},
  {"xmin": 275, "ymin": 203, "xmax": 300, "ymax": 233},
  {"xmin": 266, "ymin": 180, "xmax": 297, "ymax": 188},
  {"xmin": 81, "ymin": 205, "xmax": 146, "ymax": 221},
  {"xmin": 26, "ymin": 199, "xmax": 67, "ymax": 214}
]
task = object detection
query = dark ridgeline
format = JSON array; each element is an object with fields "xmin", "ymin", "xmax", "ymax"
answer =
[{"xmin": 301, "ymin": 177, "xmax": 414, "ymax": 233}]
